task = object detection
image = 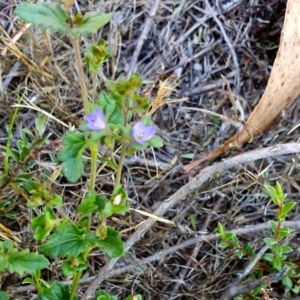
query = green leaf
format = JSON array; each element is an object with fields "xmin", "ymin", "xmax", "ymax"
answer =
[
  {"xmin": 263, "ymin": 253, "xmax": 274, "ymax": 262},
  {"xmin": 84, "ymin": 39, "xmax": 112, "ymax": 73},
  {"xmin": 235, "ymin": 250, "xmax": 244, "ymax": 259},
  {"xmin": 35, "ymin": 113, "xmax": 47, "ymax": 136},
  {"xmin": 243, "ymin": 242, "xmax": 255, "ymax": 257},
  {"xmin": 275, "ymin": 181, "xmax": 283, "ymax": 196},
  {"xmin": 279, "ymin": 227, "xmax": 291, "ymax": 239},
  {"xmin": 268, "ymin": 220, "xmax": 278, "ymax": 234},
  {"xmin": 31, "ymin": 208, "xmax": 57, "ymax": 241},
  {"xmin": 264, "ymin": 184, "xmax": 278, "ymax": 205},
  {"xmin": 273, "ymin": 256, "xmax": 282, "ymax": 270},
  {"xmin": 147, "ymin": 136, "xmax": 163, "ymax": 148},
  {"xmin": 126, "ymin": 295, "xmax": 142, "ymax": 300},
  {"xmin": 78, "ymin": 189, "xmax": 99, "ymax": 215},
  {"xmin": 130, "ymin": 94, "xmax": 149, "ymax": 113},
  {"xmin": 96, "ymin": 227, "xmax": 124, "ymax": 258},
  {"xmin": 58, "ymin": 131, "xmax": 87, "ymax": 161},
  {"xmin": 39, "ymin": 280, "xmax": 71, "ymax": 300},
  {"xmin": 7, "ymin": 248, "xmax": 49, "ymax": 276},
  {"xmin": 35, "ymin": 133, "xmax": 52, "ymax": 148},
  {"xmin": 61, "ymin": 257, "xmax": 87, "ymax": 276},
  {"xmin": 0, "ymin": 291, "xmax": 11, "ymax": 300},
  {"xmin": 217, "ymin": 223, "xmax": 224, "ymax": 236},
  {"xmin": 15, "ymin": 3, "xmax": 68, "ymax": 33},
  {"xmin": 104, "ymin": 201, "xmax": 129, "ymax": 217},
  {"xmin": 280, "ymin": 245, "xmax": 293, "ymax": 254},
  {"xmin": 58, "ymin": 131, "xmax": 88, "ymax": 182},
  {"xmin": 282, "ymin": 276, "xmax": 293, "ymax": 289},
  {"xmin": 23, "ymin": 277, "xmax": 36, "ymax": 285},
  {"xmin": 70, "ymin": 11, "xmax": 110, "ymax": 37},
  {"xmin": 263, "ymin": 237, "xmax": 276, "ymax": 248},
  {"xmin": 97, "ymin": 92, "xmax": 124, "ymax": 125},
  {"xmin": 39, "ymin": 223, "xmax": 85, "ymax": 258},
  {"xmin": 9, "ymin": 149, "xmax": 20, "ymax": 163},
  {"xmin": 282, "ymin": 202, "xmax": 296, "ymax": 216},
  {"xmin": 224, "ymin": 232, "xmax": 233, "ymax": 240},
  {"xmin": 188, "ymin": 214, "xmax": 196, "ymax": 230},
  {"xmin": 218, "ymin": 241, "xmax": 228, "ymax": 248},
  {"xmin": 96, "ymin": 290, "xmax": 118, "ymax": 300}
]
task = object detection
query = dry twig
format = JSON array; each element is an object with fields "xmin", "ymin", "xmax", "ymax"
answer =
[
  {"xmin": 82, "ymin": 142, "xmax": 300, "ymax": 299},
  {"xmin": 126, "ymin": 0, "xmax": 161, "ymax": 78}
]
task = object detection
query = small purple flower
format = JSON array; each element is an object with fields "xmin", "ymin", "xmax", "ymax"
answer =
[
  {"xmin": 86, "ymin": 108, "xmax": 106, "ymax": 130},
  {"xmin": 131, "ymin": 121, "xmax": 156, "ymax": 144}
]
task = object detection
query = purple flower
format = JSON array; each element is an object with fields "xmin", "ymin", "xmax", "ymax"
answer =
[
  {"xmin": 131, "ymin": 121, "xmax": 156, "ymax": 144},
  {"xmin": 86, "ymin": 108, "xmax": 106, "ymax": 130}
]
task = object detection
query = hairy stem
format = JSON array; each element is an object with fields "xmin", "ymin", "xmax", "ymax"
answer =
[
  {"xmin": 115, "ymin": 142, "xmax": 127, "ymax": 186},
  {"xmin": 89, "ymin": 141, "xmax": 98, "ymax": 190},
  {"xmin": 92, "ymin": 73, "xmax": 97, "ymax": 103}
]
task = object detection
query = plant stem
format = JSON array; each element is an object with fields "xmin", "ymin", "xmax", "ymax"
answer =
[
  {"xmin": 115, "ymin": 141, "xmax": 127, "ymax": 186},
  {"xmin": 73, "ymin": 37, "xmax": 89, "ymax": 114},
  {"xmin": 115, "ymin": 109, "xmax": 128, "ymax": 186},
  {"xmin": 70, "ymin": 270, "xmax": 82, "ymax": 300},
  {"xmin": 69, "ymin": 37, "xmax": 95, "ymax": 300},
  {"xmin": 89, "ymin": 141, "xmax": 98, "ymax": 190},
  {"xmin": 92, "ymin": 73, "xmax": 97, "ymax": 103}
]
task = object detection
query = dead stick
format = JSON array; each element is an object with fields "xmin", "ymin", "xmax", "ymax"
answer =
[
  {"xmin": 11, "ymin": 220, "xmax": 300, "ymax": 295},
  {"xmin": 126, "ymin": 0, "xmax": 161, "ymax": 79},
  {"xmin": 82, "ymin": 143, "xmax": 300, "ymax": 299}
]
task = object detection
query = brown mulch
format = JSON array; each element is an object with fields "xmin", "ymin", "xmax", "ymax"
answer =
[{"xmin": 1, "ymin": 0, "xmax": 300, "ymax": 299}]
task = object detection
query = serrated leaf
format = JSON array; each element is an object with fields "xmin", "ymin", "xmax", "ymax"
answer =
[
  {"xmin": 7, "ymin": 249, "xmax": 49, "ymax": 276},
  {"xmin": 96, "ymin": 227, "xmax": 124, "ymax": 258},
  {"xmin": 78, "ymin": 189, "xmax": 98, "ymax": 215},
  {"xmin": 97, "ymin": 92, "xmax": 124, "ymax": 125},
  {"xmin": 58, "ymin": 131, "xmax": 87, "ymax": 161},
  {"xmin": 39, "ymin": 223, "xmax": 85, "ymax": 258},
  {"xmin": 58, "ymin": 131, "xmax": 88, "ymax": 182},
  {"xmin": 39, "ymin": 280, "xmax": 71, "ymax": 300},
  {"xmin": 70, "ymin": 11, "xmax": 110, "ymax": 37},
  {"xmin": 84, "ymin": 39, "xmax": 112, "ymax": 73},
  {"xmin": 15, "ymin": 3, "xmax": 68, "ymax": 33}
]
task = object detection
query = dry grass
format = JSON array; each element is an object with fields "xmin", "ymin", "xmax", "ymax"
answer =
[{"xmin": 1, "ymin": 0, "xmax": 300, "ymax": 299}]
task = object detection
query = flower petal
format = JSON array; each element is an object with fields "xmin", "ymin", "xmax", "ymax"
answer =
[
  {"xmin": 131, "ymin": 121, "xmax": 156, "ymax": 144},
  {"xmin": 86, "ymin": 108, "xmax": 106, "ymax": 130}
]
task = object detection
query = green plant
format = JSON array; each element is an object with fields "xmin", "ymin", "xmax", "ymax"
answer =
[
  {"xmin": 217, "ymin": 182, "xmax": 299, "ymax": 299},
  {"xmin": 0, "ymin": 1, "xmax": 163, "ymax": 299}
]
